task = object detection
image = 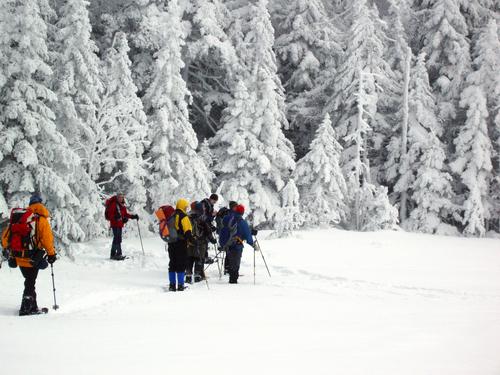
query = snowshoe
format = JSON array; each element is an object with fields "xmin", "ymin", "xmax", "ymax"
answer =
[
  {"xmin": 177, "ymin": 284, "xmax": 186, "ymax": 291},
  {"xmin": 168, "ymin": 283, "xmax": 176, "ymax": 292}
]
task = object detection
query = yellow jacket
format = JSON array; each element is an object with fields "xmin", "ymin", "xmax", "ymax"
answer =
[
  {"xmin": 1, "ymin": 203, "xmax": 56, "ymax": 268},
  {"xmin": 175, "ymin": 198, "xmax": 192, "ymax": 235}
]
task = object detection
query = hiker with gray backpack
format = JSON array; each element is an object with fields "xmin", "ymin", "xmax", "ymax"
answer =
[{"xmin": 219, "ymin": 204, "xmax": 254, "ymax": 284}]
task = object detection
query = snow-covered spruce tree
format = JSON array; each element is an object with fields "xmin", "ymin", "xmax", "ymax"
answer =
[
  {"xmin": 417, "ymin": 0, "xmax": 471, "ymax": 129},
  {"xmin": 359, "ymin": 184, "xmax": 399, "ymax": 231},
  {"xmin": 466, "ymin": 19, "xmax": 500, "ymax": 230},
  {"xmin": 273, "ymin": 0, "xmax": 343, "ymax": 157},
  {"xmin": 322, "ymin": 0, "xmax": 396, "ymax": 230},
  {"xmin": 212, "ymin": 0, "xmax": 296, "ymax": 227},
  {"xmin": 98, "ymin": 32, "xmax": 148, "ymax": 217},
  {"xmin": 184, "ymin": 0, "xmax": 238, "ymax": 137},
  {"xmin": 273, "ymin": 179, "xmax": 303, "ymax": 237},
  {"xmin": 52, "ymin": 0, "xmax": 105, "ymax": 239},
  {"xmin": 54, "ymin": 0, "xmax": 103, "ymax": 171},
  {"xmin": 402, "ymin": 53, "xmax": 455, "ymax": 234},
  {"xmin": 381, "ymin": 0, "xmax": 413, "ymax": 205},
  {"xmin": 294, "ymin": 114, "xmax": 347, "ymax": 227},
  {"xmin": 143, "ymin": 0, "xmax": 212, "ymax": 209},
  {"xmin": 0, "ymin": 0, "xmax": 85, "ymax": 247},
  {"xmin": 449, "ymin": 83, "xmax": 493, "ymax": 236},
  {"xmin": 273, "ymin": 0, "xmax": 341, "ymax": 94}
]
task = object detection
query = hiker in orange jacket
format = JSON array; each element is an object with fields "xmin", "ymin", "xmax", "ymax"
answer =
[{"xmin": 1, "ymin": 193, "xmax": 57, "ymax": 315}]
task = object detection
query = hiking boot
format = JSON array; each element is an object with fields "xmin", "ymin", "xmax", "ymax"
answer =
[
  {"xmin": 168, "ymin": 283, "xmax": 176, "ymax": 292},
  {"xmin": 19, "ymin": 296, "xmax": 36, "ymax": 316},
  {"xmin": 111, "ymin": 255, "xmax": 126, "ymax": 261},
  {"xmin": 185, "ymin": 275, "xmax": 192, "ymax": 284},
  {"xmin": 177, "ymin": 284, "xmax": 186, "ymax": 291}
]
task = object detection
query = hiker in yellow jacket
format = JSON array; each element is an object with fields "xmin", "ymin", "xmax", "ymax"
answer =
[{"xmin": 167, "ymin": 198, "xmax": 193, "ymax": 292}]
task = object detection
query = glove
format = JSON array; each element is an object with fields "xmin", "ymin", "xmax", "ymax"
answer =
[
  {"xmin": 2, "ymin": 249, "xmax": 9, "ymax": 260},
  {"xmin": 209, "ymin": 224, "xmax": 216, "ymax": 232},
  {"xmin": 123, "ymin": 217, "xmax": 129, "ymax": 224},
  {"xmin": 47, "ymin": 254, "xmax": 57, "ymax": 264},
  {"xmin": 132, "ymin": 214, "xmax": 139, "ymax": 220},
  {"xmin": 252, "ymin": 244, "xmax": 258, "ymax": 251},
  {"xmin": 209, "ymin": 238, "xmax": 217, "ymax": 245},
  {"xmin": 251, "ymin": 228, "xmax": 258, "ymax": 236}
]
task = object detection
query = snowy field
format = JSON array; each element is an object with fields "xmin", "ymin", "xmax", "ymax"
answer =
[{"xmin": 1, "ymin": 229, "xmax": 500, "ymax": 375}]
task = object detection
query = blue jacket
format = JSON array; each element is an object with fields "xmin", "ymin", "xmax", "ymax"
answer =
[{"xmin": 219, "ymin": 212, "xmax": 254, "ymax": 251}]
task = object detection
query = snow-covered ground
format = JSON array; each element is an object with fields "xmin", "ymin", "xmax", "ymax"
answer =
[{"xmin": 1, "ymin": 229, "xmax": 499, "ymax": 375}]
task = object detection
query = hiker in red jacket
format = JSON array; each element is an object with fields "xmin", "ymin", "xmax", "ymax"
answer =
[{"xmin": 105, "ymin": 193, "xmax": 138, "ymax": 260}]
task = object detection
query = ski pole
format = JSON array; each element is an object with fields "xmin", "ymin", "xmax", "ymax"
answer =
[
  {"xmin": 214, "ymin": 244, "xmax": 222, "ymax": 278},
  {"xmin": 50, "ymin": 263, "xmax": 59, "ymax": 310},
  {"xmin": 254, "ymin": 238, "xmax": 271, "ymax": 277},
  {"xmin": 253, "ymin": 246, "xmax": 256, "ymax": 285},
  {"xmin": 136, "ymin": 219, "xmax": 145, "ymax": 256}
]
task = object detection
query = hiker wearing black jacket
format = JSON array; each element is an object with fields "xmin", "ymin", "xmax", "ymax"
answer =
[{"xmin": 186, "ymin": 202, "xmax": 216, "ymax": 283}]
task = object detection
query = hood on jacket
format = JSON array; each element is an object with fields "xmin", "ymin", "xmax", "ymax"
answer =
[
  {"xmin": 29, "ymin": 203, "xmax": 50, "ymax": 218},
  {"xmin": 176, "ymin": 198, "xmax": 190, "ymax": 213}
]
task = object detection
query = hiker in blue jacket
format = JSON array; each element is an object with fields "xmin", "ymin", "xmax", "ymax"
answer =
[{"xmin": 219, "ymin": 204, "xmax": 254, "ymax": 284}]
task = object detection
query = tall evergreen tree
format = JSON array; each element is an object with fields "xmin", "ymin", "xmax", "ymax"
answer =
[
  {"xmin": 212, "ymin": 0, "xmax": 295, "ymax": 226},
  {"xmin": 450, "ymin": 84, "xmax": 493, "ymax": 236},
  {"xmin": 0, "ymin": 0, "xmax": 85, "ymax": 246},
  {"xmin": 98, "ymin": 32, "xmax": 148, "ymax": 216},
  {"xmin": 325, "ymin": 0, "xmax": 395, "ymax": 229},
  {"xmin": 52, "ymin": 0, "xmax": 105, "ymax": 238},
  {"xmin": 417, "ymin": 0, "xmax": 471, "ymax": 126},
  {"xmin": 143, "ymin": 0, "xmax": 212, "ymax": 208},
  {"xmin": 401, "ymin": 53, "xmax": 455, "ymax": 234}
]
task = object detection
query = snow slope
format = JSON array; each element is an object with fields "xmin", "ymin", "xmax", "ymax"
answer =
[{"xmin": 1, "ymin": 229, "xmax": 499, "ymax": 375}]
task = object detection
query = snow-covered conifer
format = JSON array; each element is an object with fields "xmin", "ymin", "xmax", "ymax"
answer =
[
  {"xmin": 98, "ymin": 32, "xmax": 148, "ymax": 216},
  {"xmin": 0, "ymin": 0, "xmax": 85, "ymax": 247},
  {"xmin": 294, "ymin": 114, "xmax": 347, "ymax": 226},
  {"xmin": 401, "ymin": 53, "xmax": 455, "ymax": 233},
  {"xmin": 450, "ymin": 85, "xmax": 493, "ymax": 236},
  {"xmin": 273, "ymin": 179, "xmax": 303, "ymax": 237},
  {"xmin": 359, "ymin": 184, "xmax": 398, "ymax": 232},
  {"xmin": 143, "ymin": 0, "xmax": 212, "ymax": 208},
  {"xmin": 273, "ymin": 0, "xmax": 341, "ymax": 93},
  {"xmin": 212, "ymin": 0, "xmax": 295, "ymax": 226},
  {"xmin": 417, "ymin": 0, "xmax": 471, "ymax": 122}
]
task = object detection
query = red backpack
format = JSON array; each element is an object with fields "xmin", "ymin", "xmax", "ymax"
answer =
[
  {"xmin": 7, "ymin": 208, "xmax": 37, "ymax": 256},
  {"xmin": 104, "ymin": 196, "xmax": 117, "ymax": 221}
]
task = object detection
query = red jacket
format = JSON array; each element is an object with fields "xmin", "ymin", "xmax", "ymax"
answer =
[{"xmin": 106, "ymin": 197, "xmax": 133, "ymax": 228}]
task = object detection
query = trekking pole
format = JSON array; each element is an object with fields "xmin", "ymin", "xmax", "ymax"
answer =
[
  {"xmin": 253, "ymin": 246, "xmax": 256, "ymax": 285},
  {"xmin": 50, "ymin": 263, "xmax": 59, "ymax": 310},
  {"xmin": 254, "ymin": 238, "xmax": 271, "ymax": 277},
  {"xmin": 136, "ymin": 220, "xmax": 145, "ymax": 256},
  {"xmin": 213, "ymin": 244, "xmax": 222, "ymax": 278}
]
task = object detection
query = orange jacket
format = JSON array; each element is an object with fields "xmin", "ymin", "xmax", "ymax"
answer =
[{"xmin": 1, "ymin": 203, "xmax": 56, "ymax": 268}]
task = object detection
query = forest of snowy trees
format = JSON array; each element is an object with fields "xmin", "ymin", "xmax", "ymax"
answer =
[{"xmin": 0, "ymin": 0, "xmax": 499, "ymax": 248}]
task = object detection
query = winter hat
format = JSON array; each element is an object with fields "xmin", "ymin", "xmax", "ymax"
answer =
[
  {"xmin": 209, "ymin": 193, "xmax": 219, "ymax": 201},
  {"xmin": 229, "ymin": 201, "xmax": 238, "ymax": 209},
  {"xmin": 234, "ymin": 204, "xmax": 245, "ymax": 215},
  {"xmin": 190, "ymin": 201, "xmax": 198, "ymax": 212},
  {"xmin": 29, "ymin": 192, "xmax": 43, "ymax": 206}
]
